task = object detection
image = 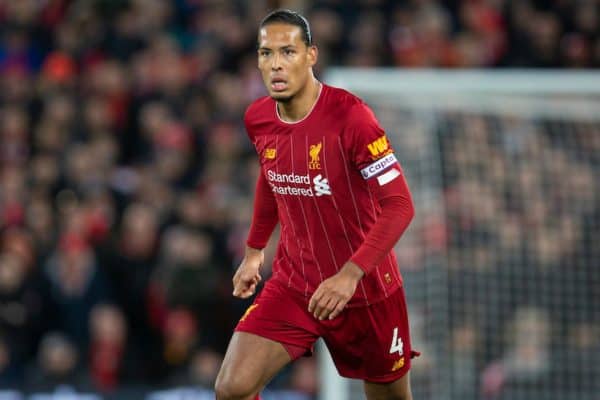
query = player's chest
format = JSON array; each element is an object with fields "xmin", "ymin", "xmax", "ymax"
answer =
[
  {"xmin": 255, "ymin": 131, "xmax": 344, "ymax": 174},
  {"xmin": 254, "ymin": 131, "xmax": 347, "ymax": 199}
]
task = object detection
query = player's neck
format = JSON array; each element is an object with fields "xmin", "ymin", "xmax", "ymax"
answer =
[{"xmin": 277, "ymin": 78, "xmax": 321, "ymax": 123}]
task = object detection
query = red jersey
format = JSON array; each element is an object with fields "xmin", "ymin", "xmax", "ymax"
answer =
[{"xmin": 244, "ymin": 84, "xmax": 413, "ymax": 307}]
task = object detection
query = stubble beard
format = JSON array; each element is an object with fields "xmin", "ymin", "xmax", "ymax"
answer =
[{"xmin": 270, "ymin": 92, "xmax": 293, "ymax": 103}]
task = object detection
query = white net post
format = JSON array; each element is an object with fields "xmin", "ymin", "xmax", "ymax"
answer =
[
  {"xmin": 321, "ymin": 69, "xmax": 600, "ymax": 400},
  {"xmin": 317, "ymin": 339, "xmax": 350, "ymax": 400}
]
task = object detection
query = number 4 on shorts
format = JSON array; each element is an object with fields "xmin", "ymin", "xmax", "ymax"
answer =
[{"xmin": 389, "ymin": 327, "xmax": 404, "ymax": 356}]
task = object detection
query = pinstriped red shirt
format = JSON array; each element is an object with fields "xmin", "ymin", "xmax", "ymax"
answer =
[{"xmin": 245, "ymin": 84, "xmax": 410, "ymax": 307}]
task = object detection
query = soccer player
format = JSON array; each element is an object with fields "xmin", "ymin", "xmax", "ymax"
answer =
[{"xmin": 215, "ymin": 9, "xmax": 417, "ymax": 400}]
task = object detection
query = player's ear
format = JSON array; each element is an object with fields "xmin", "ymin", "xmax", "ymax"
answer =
[{"xmin": 307, "ymin": 45, "xmax": 318, "ymax": 67}]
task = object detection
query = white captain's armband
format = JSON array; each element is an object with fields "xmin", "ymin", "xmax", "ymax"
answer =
[
  {"xmin": 360, "ymin": 153, "xmax": 399, "ymax": 180},
  {"xmin": 377, "ymin": 168, "xmax": 401, "ymax": 186}
]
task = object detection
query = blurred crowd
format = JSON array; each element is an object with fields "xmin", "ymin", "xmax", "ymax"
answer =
[
  {"xmin": 382, "ymin": 108, "xmax": 599, "ymax": 400},
  {"xmin": 441, "ymin": 114, "xmax": 598, "ymax": 400},
  {"xmin": 0, "ymin": 0, "xmax": 597, "ymax": 396}
]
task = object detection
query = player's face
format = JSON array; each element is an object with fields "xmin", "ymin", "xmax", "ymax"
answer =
[{"xmin": 257, "ymin": 23, "xmax": 317, "ymax": 102}]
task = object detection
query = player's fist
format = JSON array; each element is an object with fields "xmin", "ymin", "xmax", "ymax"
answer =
[
  {"xmin": 232, "ymin": 246, "xmax": 264, "ymax": 298},
  {"xmin": 308, "ymin": 261, "xmax": 365, "ymax": 320}
]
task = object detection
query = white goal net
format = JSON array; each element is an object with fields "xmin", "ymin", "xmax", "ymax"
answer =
[{"xmin": 320, "ymin": 69, "xmax": 600, "ymax": 400}]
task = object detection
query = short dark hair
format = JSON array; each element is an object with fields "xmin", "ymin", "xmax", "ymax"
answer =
[{"xmin": 259, "ymin": 9, "xmax": 312, "ymax": 46}]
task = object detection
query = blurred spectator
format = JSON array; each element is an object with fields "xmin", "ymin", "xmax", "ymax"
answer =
[
  {"xmin": 88, "ymin": 304, "xmax": 133, "ymax": 392},
  {"xmin": 42, "ymin": 233, "xmax": 112, "ymax": 351},
  {"xmin": 450, "ymin": 323, "xmax": 478, "ymax": 400},
  {"xmin": 481, "ymin": 307, "xmax": 552, "ymax": 399},
  {"xmin": 0, "ymin": 336, "xmax": 21, "ymax": 388},
  {"xmin": 167, "ymin": 347, "xmax": 223, "ymax": 388},
  {"xmin": 98, "ymin": 202, "xmax": 162, "ymax": 380},
  {"xmin": 558, "ymin": 322, "xmax": 600, "ymax": 395},
  {"xmin": 161, "ymin": 309, "xmax": 198, "ymax": 373},
  {"xmin": 161, "ymin": 228, "xmax": 219, "ymax": 304},
  {"xmin": 289, "ymin": 357, "xmax": 319, "ymax": 397},
  {"xmin": 0, "ymin": 228, "xmax": 44, "ymax": 379},
  {"xmin": 0, "ymin": 106, "xmax": 30, "ymax": 168},
  {"xmin": 26, "ymin": 332, "xmax": 91, "ymax": 392}
]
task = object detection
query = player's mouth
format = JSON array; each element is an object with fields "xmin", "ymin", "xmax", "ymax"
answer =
[{"xmin": 271, "ymin": 77, "xmax": 288, "ymax": 92}]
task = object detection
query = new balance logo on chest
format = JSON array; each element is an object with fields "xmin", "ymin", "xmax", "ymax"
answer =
[{"xmin": 263, "ymin": 148, "xmax": 276, "ymax": 159}]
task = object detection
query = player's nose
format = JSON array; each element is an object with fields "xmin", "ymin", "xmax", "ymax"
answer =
[{"xmin": 271, "ymin": 52, "xmax": 283, "ymax": 70}]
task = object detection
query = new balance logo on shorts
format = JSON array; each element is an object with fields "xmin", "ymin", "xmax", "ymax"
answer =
[{"xmin": 391, "ymin": 357, "xmax": 405, "ymax": 372}]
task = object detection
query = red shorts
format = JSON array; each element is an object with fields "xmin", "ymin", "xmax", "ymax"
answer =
[{"xmin": 235, "ymin": 280, "xmax": 417, "ymax": 383}]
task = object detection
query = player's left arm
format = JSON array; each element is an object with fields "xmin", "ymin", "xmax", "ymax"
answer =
[
  {"xmin": 308, "ymin": 102, "xmax": 414, "ymax": 320},
  {"xmin": 349, "ymin": 166, "xmax": 414, "ymax": 272},
  {"xmin": 344, "ymin": 101, "xmax": 415, "ymax": 274},
  {"xmin": 308, "ymin": 174, "xmax": 414, "ymax": 320}
]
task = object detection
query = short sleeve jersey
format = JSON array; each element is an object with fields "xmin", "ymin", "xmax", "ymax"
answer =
[{"xmin": 244, "ymin": 84, "xmax": 404, "ymax": 307}]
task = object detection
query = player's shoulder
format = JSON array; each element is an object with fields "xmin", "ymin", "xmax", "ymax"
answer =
[
  {"xmin": 244, "ymin": 96, "xmax": 275, "ymax": 140},
  {"xmin": 323, "ymin": 84, "xmax": 375, "ymax": 121},
  {"xmin": 323, "ymin": 84, "xmax": 378, "ymax": 127},
  {"xmin": 244, "ymin": 95, "xmax": 273, "ymax": 124},
  {"xmin": 324, "ymin": 84, "xmax": 364, "ymax": 109}
]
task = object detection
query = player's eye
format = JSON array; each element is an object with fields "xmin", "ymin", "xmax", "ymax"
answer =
[
  {"xmin": 284, "ymin": 49, "xmax": 296, "ymax": 56},
  {"xmin": 259, "ymin": 50, "xmax": 271, "ymax": 57}
]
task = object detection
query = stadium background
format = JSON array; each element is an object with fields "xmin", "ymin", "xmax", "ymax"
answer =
[{"xmin": 0, "ymin": 0, "xmax": 597, "ymax": 399}]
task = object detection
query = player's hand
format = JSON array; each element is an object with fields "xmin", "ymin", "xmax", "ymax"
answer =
[
  {"xmin": 232, "ymin": 246, "xmax": 264, "ymax": 299},
  {"xmin": 308, "ymin": 262, "xmax": 365, "ymax": 320}
]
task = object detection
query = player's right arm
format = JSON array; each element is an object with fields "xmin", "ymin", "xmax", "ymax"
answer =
[
  {"xmin": 232, "ymin": 245, "xmax": 264, "ymax": 298},
  {"xmin": 233, "ymin": 169, "xmax": 278, "ymax": 298}
]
